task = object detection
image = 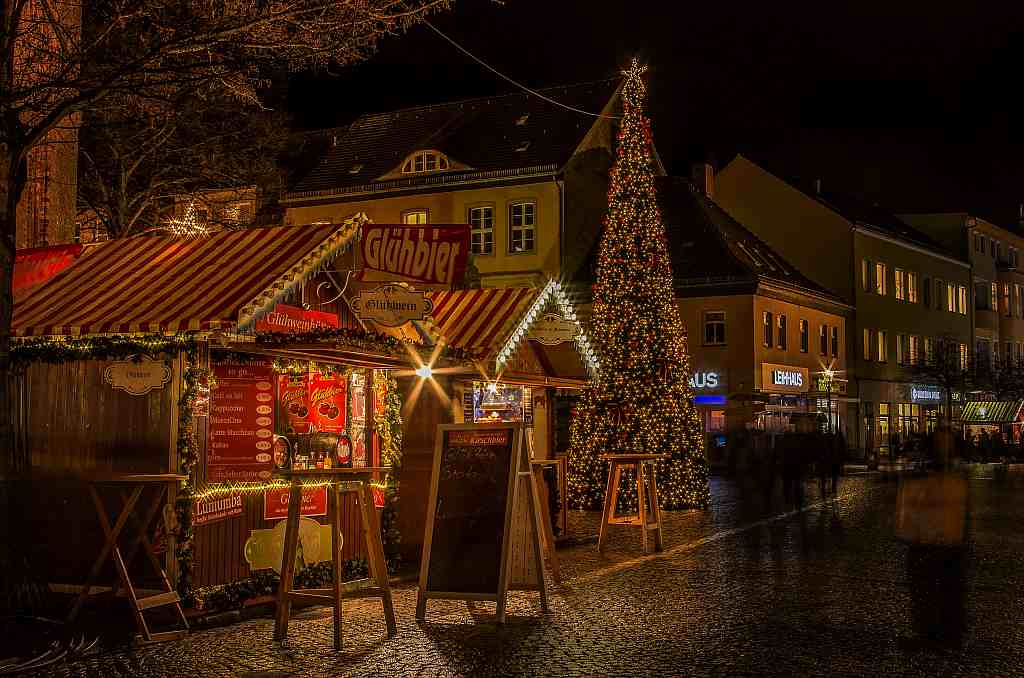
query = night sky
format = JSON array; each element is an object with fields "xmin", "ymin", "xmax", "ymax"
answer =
[{"xmin": 287, "ymin": 1, "xmax": 1024, "ymax": 226}]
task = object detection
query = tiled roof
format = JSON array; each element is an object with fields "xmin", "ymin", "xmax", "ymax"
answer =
[
  {"xmin": 658, "ymin": 176, "xmax": 840, "ymax": 300},
  {"xmin": 288, "ymin": 79, "xmax": 620, "ymax": 197}
]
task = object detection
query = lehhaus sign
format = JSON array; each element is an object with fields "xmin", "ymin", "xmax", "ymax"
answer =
[
  {"xmin": 360, "ymin": 224, "xmax": 469, "ymax": 287},
  {"xmin": 351, "ymin": 284, "xmax": 434, "ymax": 327},
  {"xmin": 761, "ymin": 363, "xmax": 809, "ymax": 394}
]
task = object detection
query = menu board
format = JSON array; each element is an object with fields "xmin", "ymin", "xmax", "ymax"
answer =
[
  {"xmin": 208, "ymin": 361, "xmax": 275, "ymax": 482},
  {"xmin": 422, "ymin": 425, "xmax": 518, "ymax": 595}
]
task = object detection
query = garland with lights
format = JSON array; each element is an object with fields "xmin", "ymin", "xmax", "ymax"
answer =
[
  {"xmin": 373, "ymin": 371, "xmax": 404, "ymax": 563},
  {"xmin": 253, "ymin": 327, "xmax": 480, "ymax": 363},
  {"xmin": 567, "ymin": 60, "xmax": 709, "ymax": 512}
]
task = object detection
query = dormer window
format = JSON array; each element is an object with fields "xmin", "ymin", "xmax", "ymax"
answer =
[{"xmin": 401, "ymin": 150, "xmax": 450, "ymax": 174}]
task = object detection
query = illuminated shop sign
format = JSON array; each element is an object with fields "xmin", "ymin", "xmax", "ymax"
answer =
[
  {"xmin": 688, "ymin": 371, "xmax": 720, "ymax": 389},
  {"xmin": 760, "ymin": 363, "xmax": 809, "ymax": 394},
  {"xmin": 694, "ymin": 395, "xmax": 727, "ymax": 406},
  {"xmin": 910, "ymin": 385, "xmax": 943, "ymax": 403}
]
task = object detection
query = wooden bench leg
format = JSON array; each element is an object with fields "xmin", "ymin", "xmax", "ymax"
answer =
[
  {"xmin": 331, "ymin": 484, "xmax": 344, "ymax": 650},
  {"xmin": 647, "ymin": 463, "xmax": 664, "ymax": 551},
  {"xmin": 597, "ymin": 462, "xmax": 617, "ymax": 553},
  {"xmin": 358, "ymin": 483, "xmax": 397, "ymax": 636},
  {"xmin": 531, "ymin": 469, "xmax": 561, "ymax": 584},
  {"xmin": 635, "ymin": 463, "xmax": 649, "ymax": 554},
  {"xmin": 273, "ymin": 480, "xmax": 302, "ymax": 642}
]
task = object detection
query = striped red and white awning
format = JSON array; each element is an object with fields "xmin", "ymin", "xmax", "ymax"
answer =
[
  {"xmin": 14, "ymin": 224, "xmax": 355, "ymax": 337},
  {"xmin": 424, "ymin": 287, "xmax": 538, "ymax": 355}
]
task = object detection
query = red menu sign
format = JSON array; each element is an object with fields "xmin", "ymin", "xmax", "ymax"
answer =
[
  {"xmin": 359, "ymin": 224, "xmax": 470, "ymax": 287},
  {"xmin": 255, "ymin": 303, "xmax": 338, "ymax": 334},
  {"xmin": 208, "ymin": 360, "xmax": 275, "ymax": 482},
  {"xmin": 264, "ymin": 485, "xmax": 328, "ymax": 520}
]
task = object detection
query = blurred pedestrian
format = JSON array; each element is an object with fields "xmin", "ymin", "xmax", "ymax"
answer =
[{"xmin": 830, "ymin": 431, "xmax": 845, "ymax": 495}]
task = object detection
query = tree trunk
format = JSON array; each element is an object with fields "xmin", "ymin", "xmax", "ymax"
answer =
[{"xmin": 0, "ymin": 146, "xmax": 44, "ymax": 613}]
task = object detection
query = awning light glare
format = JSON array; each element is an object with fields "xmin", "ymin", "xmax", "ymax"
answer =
[{"xmin": 415, "ymin": 365, "xmax": 433, "ymax": 379}]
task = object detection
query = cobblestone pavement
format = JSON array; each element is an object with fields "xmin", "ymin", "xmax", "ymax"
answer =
[{"xmin": 31, "ymin": 468, "xmax": 1024, "ymax": 677}]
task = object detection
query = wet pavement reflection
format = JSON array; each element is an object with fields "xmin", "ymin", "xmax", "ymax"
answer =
[{"xmin": 29, "ymin": 467, "xmax": 1024, "ymax": 677}]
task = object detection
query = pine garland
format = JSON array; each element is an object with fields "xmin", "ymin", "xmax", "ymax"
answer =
[
  {"xmin": 374, "ymin": 371, "xmax": 404, "ymax": 562},
  {"xmin": 254, "ymin": 327, "xmax": 480, "ymax": 363},
  {"xmin": 567, "ymin": 61, "xmax": 709, "ymax": 511}
]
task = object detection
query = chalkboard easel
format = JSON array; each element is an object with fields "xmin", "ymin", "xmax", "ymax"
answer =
[{"xmin": 416, "ymin": 423, "xmax": 548, "ymax": 623}]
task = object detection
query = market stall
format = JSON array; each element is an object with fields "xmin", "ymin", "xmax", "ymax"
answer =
[{"xmin": 10, "ymin": 223, "xmax": 470, "ymax": 615}]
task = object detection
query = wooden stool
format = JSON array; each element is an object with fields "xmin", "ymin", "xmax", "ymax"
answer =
[
  {"xmin": 68, "ymin": 473, "xmax": 189, "ymax": 644},
  {"xmin": 273, "ymin": 468, "xmax": 396, "ymax": 650},
  {"xmin": 597, "ymin": 454, "xmax": 666, "ymax": 554}
]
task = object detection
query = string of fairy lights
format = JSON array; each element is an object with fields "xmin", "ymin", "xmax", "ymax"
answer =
[{"xmin": 567, "ymin": 59, "xmax": 709, "ymax": 511}]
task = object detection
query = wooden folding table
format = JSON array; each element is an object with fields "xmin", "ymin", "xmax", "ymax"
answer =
[
  {"xmin": 272, "ymin": 468, "xmax": 396, "ymax": 650},
  {"xmin": 67, "ymin": 472, "xmax": 189, "ymax": 643},
  {"xmin": 598, "ymin": 454, "xmax": 667, "ymax": 554}
]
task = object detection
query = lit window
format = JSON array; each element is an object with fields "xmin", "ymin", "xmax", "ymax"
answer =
[
  {"xmin": 777, "ymin": 314, "xmax": 787, "ymax": 349},
  {"xmin": 1004, "ymin": 283, "xmax": 1012, "ymax": 317},
  {"xmin": 924, "ymin": 337, "xmax": 933, "ymax": 364},
  {"xmin": 1016, "ymin": 284, "xmax": 1023, "ymax": 317},
  {"xmin": 947, "ymin": 283, "xmax": 955, "ymax": 313},
  {"xmin": 907, "ymin": 271, "xmax": 918, "ymax": 303},
  {"xmin": 878, "ymin": 330, "xmax": 888, "ymax": 363},
  {"xmin": 401, "ymin": 151, "xmax": 450, "ymax": 174},
  {"xmin": 704, "ymin": 311, "xmax": 726, "ymax": 346},
  {"xmin": 959, "ymin": 343, "xmax": 968, "ymax": 371},
  {"xmin": 863, "ymin": 328, "xmax": 871, "ymax": 361},
  {"xmin": 763, "ymin": 311, "xmax": 773, "ymax": 347},
  {"xmin": 800, "ymin": 319, "xmax": 809, "ymax": 353},
  {"xmin": 469, "ymin": 206, "xmax": 494, "ymax": 255},
  {"xmin": 895, "ymin": 268, "xmax": 905, "ymax": 301},
  {"xmin": 958, "ymin": 286, "xmax": 967, "ymax": 315},
  {"xmin": 402, "ymin": 209, "xmax": 428, "ymax": 224},
  {"xmin": 896, "ymin": 333, "xmax": 905, "ymax": 364},
  {"xmin": 819, "ymin": 325, "xmax": 827, "ymax": 356},
  {"xmin": 509, "ymin": 201, "xmax": 536, "ymax": 253},
  {"xmin": 992, "ymin": 282, "xmax": 998, "ymax": 310},
  {"xmin": 875, "ymin": 262, "xmax": 887, "ymax": 295},
  {"xmin": 831, "ymin": 326, "xmax": 839, "ymax": 357},
  {"xmin": 909, "ymin": 335, "xmax": 920, "ymax": 365}
]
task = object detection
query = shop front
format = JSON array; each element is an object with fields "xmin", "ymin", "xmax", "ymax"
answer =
[
  {"xmin": 757, "ymin": 362, "xmax": 814, "ymax": 434},
  {"xmin": 859, "ymin": 381, "xmax": 959, "ymax": 461},
  {"xmin": 688, "ymin": 369, "xmax": 728, "ymax": 457},
  {"xmin": 960, "ymin": 400, "xmax": 1024, "ymax": 446},
  {"xmin": 10, "ymin": 223, "xmax": 474, "ymax": 615}
]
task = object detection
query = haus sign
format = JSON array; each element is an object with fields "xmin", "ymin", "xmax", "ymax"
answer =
[
  {"xmin": 528, "ymin": 313, "xmax": 578, "ymax": 345},
  {"xmin": 351, "ymin": 284, "xmax": 434, "ymax": 327},
  {"xmin": 360, "ymin": 224, "xmax": 470, "ymax": 287},
  {"xmin": 688, "ymin": 371, "xmax": 721, "ymax": 390},
  {"xmin": 761, "ymin": 363, "xmax": 809, "ymax": 394}
]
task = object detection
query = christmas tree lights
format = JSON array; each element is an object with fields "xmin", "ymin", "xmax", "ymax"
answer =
[{"xmin": 567, "ymin": 59, "xmax": 709, "ymax": 511}]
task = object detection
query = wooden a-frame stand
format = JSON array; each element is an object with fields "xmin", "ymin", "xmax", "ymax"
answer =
[{"xmin": 417, "ymin": 423, "xmax": 549, "ymax": 624}]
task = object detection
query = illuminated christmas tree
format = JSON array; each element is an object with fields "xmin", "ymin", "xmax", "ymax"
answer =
[{"xmin": 567, "ymin": 60, "xmax": 709, "ymax": 511}]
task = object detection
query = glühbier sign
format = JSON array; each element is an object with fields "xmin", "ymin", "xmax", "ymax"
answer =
[
  {"xmin": 360, "ymin": 224, "xmax": 469, "ymax": 287},
  {"xmin": 528, "ymin": 313, "xmax": 578, "ymax": 345},
  {"xmin": 351, "ymin": 284, "xmax": 434, "ymax": 327}
]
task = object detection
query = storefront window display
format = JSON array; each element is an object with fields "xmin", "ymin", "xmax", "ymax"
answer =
[{"xmin": 468, "ymin": 381, "xmax": 533, "ymax": 424}]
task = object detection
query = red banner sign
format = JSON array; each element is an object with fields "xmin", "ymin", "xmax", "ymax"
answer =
[
  {"xmin": 264, "ymin": 485, "xmax": 329, "ymax": 520},
  {"xmin": 193, "ymin": 493, "xmax": 243, "ymax": 527},
  {"xmin": 255, "ymin": 303, "xmax": 338, "ymax": 334},
  {"xmin": 208, "ymin": 361, "xmax": 275, "ymax": 482},
  {"xmin": 359, "ymin": 224, "xmax": 470, "ymax": 287}
]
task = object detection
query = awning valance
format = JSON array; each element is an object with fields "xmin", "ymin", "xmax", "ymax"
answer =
[
  {"xmin": 14, "ymin": 243, "xmax": 85, "ymax": 298},
  {"xmin": 13, "ymin": 224, "xmax": 357, "ymax": 337},
  {"xmin": 960, "ymin": 401, "xmax": 1024, "ymax": 424}
]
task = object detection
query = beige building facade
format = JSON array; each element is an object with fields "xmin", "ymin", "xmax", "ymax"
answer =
[{"xmin": 715, "ymin": 156, "xmax": 973, "ymax": 459}]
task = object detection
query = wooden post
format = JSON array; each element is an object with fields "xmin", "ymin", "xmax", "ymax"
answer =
[
  {"xmin": 273, "ymin": 478, "xmax": 303, "ymax": 641},
  {"xmin": 330, "ymin": 484, "xmax": 344, "ymax": 650}
]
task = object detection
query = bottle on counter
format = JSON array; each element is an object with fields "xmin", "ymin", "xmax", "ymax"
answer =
[{"xmin": 315, "ymin": 448, "xmax": 326, "ymax": 470}]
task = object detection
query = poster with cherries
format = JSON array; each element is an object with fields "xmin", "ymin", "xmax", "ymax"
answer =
[
  {"xmin": 278, "ymin": 374, "xmax": 312, "ymax": 434},
  {"xmin": 208, "ymin": 360, "xmax": 275, "ymax": 482},
  {"xmin": 308, "ymin": 373, "xmax": 347, "ymax": 433}
]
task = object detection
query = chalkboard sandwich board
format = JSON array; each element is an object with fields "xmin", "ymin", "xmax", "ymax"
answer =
[{"xmin": 416, "ymin": 423, "xmax": 547, "ymax": 623}]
